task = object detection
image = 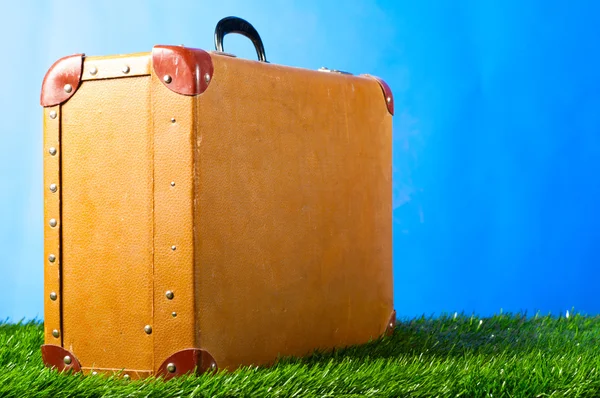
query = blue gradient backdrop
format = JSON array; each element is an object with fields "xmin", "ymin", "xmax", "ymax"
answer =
[{"xmin": 1, "ymin": 1, "xmax": 599, "ymax": 322}]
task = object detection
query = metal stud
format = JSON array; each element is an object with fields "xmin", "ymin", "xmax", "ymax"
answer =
[
  {"xmin": 170, "ymin": 181, "xmax": 175, "ymax": 187},
  {"xmin": 123, "ymin": 374, "xmax": 130, "ymax": 380},
  {"xmin": 63, "ymin": 355, "xmax": 72, "ymax": 365},
  {"xmin": 204, "ymin": 73, "xmax": 211, "ymax": 84},
  {"xmin": 171, "ymin": 245, "xmax": 176, "ymax": 251},
  {"xmin": 52, "ymin": 329, "xmax": 60, "ymax": 338},
  {"xmin": 166, "ymin": 363, "xmax": 176, "ymax": 373},
  {"xmin": 49, "ymin": 147, "xmax": 57, "ymax": 156},
  {"xmin": 172, "ymin": 312, "xmax": 177, "ymax": 317},
  {"xmin": 122, "ymin": 65, "xmax": 130, "ymax": 74},
  {"xmin": 48, "ymin": 254, "xmax": 56, "ymax": 263},
  {"xmin": 49, "ymin": 218, "xmax": 57, "ymax": 228},
  {"xmin": 163, "ymin": 75, "xmax": 172, "ymax": 84},
  {"xmin": 165, "ymin": 290, "xmax": 174, "ymax": 300},
  {"xmin": 386, "ymin": 96, "xmax": 392, "ymax": 103},
  {"xmin": 50, "ymin": 292, "xmax": 57, "ymax": 301},
  {"xmin": 171, "ymin": 118, "xmax": 176, "ymax": 123},
  {"xmin": 49, "ymin": 183, "xmax": 57, "ymax": 193},
  {"xmin": 144, "ymin": 325, "xmax": 152, "ymax": 334},
  {"xmin": 89, "ymin": 66, "xmax": 98, "ymax": 76},
  {"xmin": 211, "ymin": 363, "xmax": 216, "ymax": 369},
  {"xmin": 49, "ymin": 110, "xmax": 57, "ymax": 119},
  {"xmin": 64, "ymin": 84, "xmax": 73, "ymax": 93}
]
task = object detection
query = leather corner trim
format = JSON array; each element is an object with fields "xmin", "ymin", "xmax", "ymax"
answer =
[
  {"xmin": 385, "ymin": 309, "xmax": 397, "ymax": 337},
  {"xmin": 152, "ymin": 45, "xmax": 214, "ymax": 96},
  {"xmin": 41, "ymin": 344, "xmax": 82, "ymax": 373},
  {"xmin": 41, "ymin": 54, "xmax": 84, "ymax": 107},
  {"xmin": 157, "ymin": 348, "xmax": 217, "ymax": 380},
  {"xmin": 362, "ymin": 74, "xmax": 394, "ymax": 115}
]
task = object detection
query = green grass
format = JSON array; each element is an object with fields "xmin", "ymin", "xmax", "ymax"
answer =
[{"xmin": 2, "ymin": 311, "xmax": 600, "ymax": 397}]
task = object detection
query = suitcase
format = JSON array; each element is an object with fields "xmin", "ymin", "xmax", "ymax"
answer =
[{"xmin": 41, "ymin": 16, "xmax": 395, "ymax": 379}]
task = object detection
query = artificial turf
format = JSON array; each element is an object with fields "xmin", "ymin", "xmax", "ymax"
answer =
[{"xmin": 1, "ymin": 311, "xmax": 599, "ymax": 397}]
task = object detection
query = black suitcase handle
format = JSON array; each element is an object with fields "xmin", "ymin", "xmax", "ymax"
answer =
[{"xmin": 214, "ymin": 16, "xmax": 268, "ymax": 63}]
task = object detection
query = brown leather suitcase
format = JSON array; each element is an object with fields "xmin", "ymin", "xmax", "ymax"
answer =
[{"xmin": 41, "ymin": 17, "xmax": 395, "ymax": 379}]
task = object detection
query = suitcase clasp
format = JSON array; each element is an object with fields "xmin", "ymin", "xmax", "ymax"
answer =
[{"xmin": 318, "ymin": 66, "xmax": 353, "ymax": 75}]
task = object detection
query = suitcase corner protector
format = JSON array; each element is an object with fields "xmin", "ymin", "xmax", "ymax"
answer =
[
  {"xmin": 151, "ymin": 45, "xmax": 214, "ymax": 96},
  {"xmin": 384, "ymin": 309, "xmax": 397, "ymax": 337},
  {"xmin": 41, "ymin": 344, "xmax": 82, "ymax": 374},
  {"xmin": 41, "ymin": 53, "xmax": 85, "ymax": 107},
  {"xmin": 157, "ymin": 348, "xmax": 218, "ymax": 380},
  {"xmin": 362, "ymin": 74, "xmax": 394, "ymax": 116}
]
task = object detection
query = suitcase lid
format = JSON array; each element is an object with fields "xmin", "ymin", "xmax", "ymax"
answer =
[{"xmin": 41, "ymin": 16, "xmax": 393, "ymax": 114}]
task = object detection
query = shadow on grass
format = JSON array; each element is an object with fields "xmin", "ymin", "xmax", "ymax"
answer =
[{"xmin": 274, "ymin": 311, "xmax": 596, "ymax": 368}]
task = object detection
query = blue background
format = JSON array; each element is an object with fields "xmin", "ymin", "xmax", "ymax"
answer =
[{"xmin": 1, "ymin": 0, "xmax": 599, "ymax": 322}]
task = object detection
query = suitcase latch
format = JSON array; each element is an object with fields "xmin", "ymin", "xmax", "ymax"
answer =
[{"xmin": 318, "ymin": 67, "xmax": 353, "ymax": 75}]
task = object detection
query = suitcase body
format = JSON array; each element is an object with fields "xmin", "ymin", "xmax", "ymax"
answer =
[{"xmin": 41, "ymin": 18, "xmax": 395, "ymax": 379}]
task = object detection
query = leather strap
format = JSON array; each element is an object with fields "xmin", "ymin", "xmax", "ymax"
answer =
[
  {"xmin": 43, "ymin": 106, "xmax": 62, "ymax": 346},
  {"xmin": 151, "ymin": 70, "xmax": 198, "ymax": 372}
]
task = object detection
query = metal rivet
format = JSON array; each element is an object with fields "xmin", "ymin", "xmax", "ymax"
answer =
[
  {"xmin": 170, "ymin": 181, "xmax": 175, "ymax": 187},
  {"xmin": 123, "ymin": 374, "xmax": 130, "ymax": 380},
  {"xmin": 49, "ymin": 147, "xmax": 57, "ymax": 156},
  {"xmin": 64, "ymin": 84, "xmax": 73, "ymax": 93},
  {"xmin": 49, "ymin": 110, "xmax": 57, "ymax": 119},
  {"xmin": 122, "ymin": 65, "xmax": 130, "ymax": 74},
  {"xmin": 163, "ymin": 75, "xmax": 172, "ymax": 84},
  {"xmin": 49, "ymin": 183, "xmax": 57, "ymax": 193},
  {"xmin": 386, "ymin": 96, "xmax": 392, "ymax": 103},
  {"xmin": 204, "ymin": 73, "xmax": 211, "ymax": 84},
  {"xmin": 211, "ymin": 363, "xmax": 216, "ymax": 369},
  {"xmin": 49, "ymin": 218, "xmax": 57, "ymax": 228},
  {"xmin": 166, "ymin": 363, "xmax": 176, "ymax": 373},
  {"xmin": 48, "ymin": 254, "xmax": 56, "ymax": 263},
  {"xmin": 63, "ymin": 355, "xmax": 72, "ymax": 365},
  {"xmin": 171, "ymin": 118, "xmax": 176, "ymax": 123},
  {"xmin": 50, "ymin": 292, "xmax": 57, "ymax": 301},
  {"xmin": 171, "ymin": 245, "xmax": 176, "ymax": 251},
  {"xmin": 144, "ymin": 325, "xmax": 152, "ymax": 334},
  {"xmin": 52, "ymin": 329, "xmax": 60, "ymax": 338},
  {"xmin": 165, "ymin": 290, "xmax": 174, "ymax": 300},
  {"xmin": 172, "ymin": 312, "xmax": 177, "ymax": 317},
  {"xmin": 92, "ymin": 371, "xmax": 98, "ymax": 375},
  {"xmin": 89, "ymin": 66, "xmax": 98, "ymax": 76}
]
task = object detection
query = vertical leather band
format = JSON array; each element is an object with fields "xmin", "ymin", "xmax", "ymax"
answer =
[
  {"xmin": 151, "ymin": 71, "xmax": 198, "ymax": 372},
  {"xmin": 43, "ymin": 106, "xmax": 62, "ymax": 346}
]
